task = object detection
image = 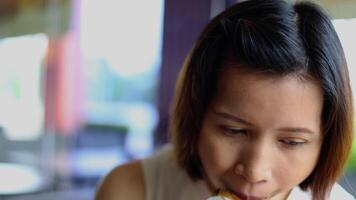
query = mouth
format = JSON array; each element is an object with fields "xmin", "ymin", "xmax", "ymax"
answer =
[{"xmin": 230, "ymin": 189, "xmax": 268, "ymax": 200}]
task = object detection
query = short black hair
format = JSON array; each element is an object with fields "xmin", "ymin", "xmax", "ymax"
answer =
[{"xmin": 170, "ymin": 1, "xmax": 353, "ymax": 200}]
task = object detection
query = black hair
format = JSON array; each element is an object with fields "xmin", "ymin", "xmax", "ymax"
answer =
[{"xmin": 171, "ymin": 1, "xmax": 353, "ymax": 200}]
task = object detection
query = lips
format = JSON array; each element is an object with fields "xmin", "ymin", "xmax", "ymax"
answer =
[{"xmin": 230, "ymin": 189, "xmax": 268, "ymax": 200}]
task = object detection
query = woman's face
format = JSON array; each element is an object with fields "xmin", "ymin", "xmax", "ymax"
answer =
[{"xmin": 198, "ymin": 69, "xmax": 323, "ymax": 200}]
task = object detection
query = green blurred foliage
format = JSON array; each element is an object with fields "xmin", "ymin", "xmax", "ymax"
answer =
[
  {"xmin": 346, "ymin": 118, "xmax": 356, "ymax": 171},
  {"xmin": 346, "ymin": 137, "xmax": 356, "ymax": 171}
]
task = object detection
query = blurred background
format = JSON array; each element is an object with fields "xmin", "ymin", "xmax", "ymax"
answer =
[{"xmin": 0, "ymin": 0, "xmax": 355, "ymax": 199}]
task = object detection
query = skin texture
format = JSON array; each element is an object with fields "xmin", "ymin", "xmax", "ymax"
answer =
[
  {"xmin": 198, "ymin": 68, "xmax": 324, "ymax": 200},
  {"xmin": 95, "ymin": 161, "xmax": 145, "ymax": 200}
]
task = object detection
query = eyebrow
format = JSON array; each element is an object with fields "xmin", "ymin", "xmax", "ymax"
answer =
[
  {"xmin": 214, "ymin": 111, "xmax": 253, "ymax": 126},
  {"xmin": 214, "ymin": 111, "xmax": 316, "ymax": 135},
  {"xmin": 277, "ymin": 127, "xmax": 316, "ymax": 135}
]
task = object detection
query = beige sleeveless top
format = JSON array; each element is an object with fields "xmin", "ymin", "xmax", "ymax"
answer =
[
  {"xmin": 141, "ymin": 144, "xmax": 210, "ymax": 200},
  {"xmin": 141, "ymin": 144, "xmax": 355, "ymax": 200}
]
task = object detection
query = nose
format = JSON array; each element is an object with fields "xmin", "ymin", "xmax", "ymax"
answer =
[{"xmin": 234, "ymin": 143, "xmax": 272, "ymax": 184}]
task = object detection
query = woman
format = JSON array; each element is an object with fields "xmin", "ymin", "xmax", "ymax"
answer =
[{"xmin": 95, "ymin": 0, "xmax": 355, "ymax": 199}]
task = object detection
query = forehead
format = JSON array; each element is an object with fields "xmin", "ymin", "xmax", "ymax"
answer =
[
  {"xmin": 211, "ymin": 68, "xmax": 323, "ymax": 132},
  {"xmin": 215, "ymin": 67, "xmax": 320, "ymax": 98}
]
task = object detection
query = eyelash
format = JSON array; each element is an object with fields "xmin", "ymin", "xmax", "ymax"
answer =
[
  {"xmin": 219, "ymin": 126, "xmax": 307, "ymax": 147},
  {"xmin": 220, "ymin": 126, "xmax": 248, "ymax": 136},
  {"xmin": 280, "ymin": 139, "xmax": 306, "ymax": 147}
]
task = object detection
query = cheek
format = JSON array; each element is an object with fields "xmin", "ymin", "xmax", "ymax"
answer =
[
  {"xmin": 198, "ymin": 127, "xmax": 238, "ymax": 180},
  {"xmin": 275, "ymin": 146, "xmax": 321, "ymax": 188}
]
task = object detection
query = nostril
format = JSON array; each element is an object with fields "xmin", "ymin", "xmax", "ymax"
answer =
[{"xmin": 234, "ymin": 163, "xmax": 272, "ymax": 184}]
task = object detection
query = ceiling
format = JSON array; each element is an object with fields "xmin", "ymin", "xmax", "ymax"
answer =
[
  {"xmin": 291, "ymin": 0, "xmax": 356, "ymax": 19},
  {"xmin": 0, "ymin": 0, "xmax": 355, "ymax": 39},
  {"xmin": 0, "ymin": 0, "xmax": 70, "ymax": 39}
]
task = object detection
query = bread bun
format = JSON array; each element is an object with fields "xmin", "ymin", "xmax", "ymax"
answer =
[
  {"xmin": 206, "ymin": 189, "xmax": 241, "ymax": 200},
  {"xmin": 217, "ymin": 190, "xmax": 241, "ymax": 200}
]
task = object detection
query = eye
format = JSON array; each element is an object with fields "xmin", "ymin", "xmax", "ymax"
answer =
[
  {"xmin": 280, "ymin": 139, "xmax": 306, "ymax": 147},
  {"xmin": 219, "ymin": 126, "xmax": 248, "ymax": 136}
]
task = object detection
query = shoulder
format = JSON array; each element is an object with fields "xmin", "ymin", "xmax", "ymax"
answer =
[
  {"xmin": 288, "ymin": 183, "xmax": 355, "ymax": 200},
  {"xmin": 95, "ymin": 160, "xmax": 145, "ymax": 200}
]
